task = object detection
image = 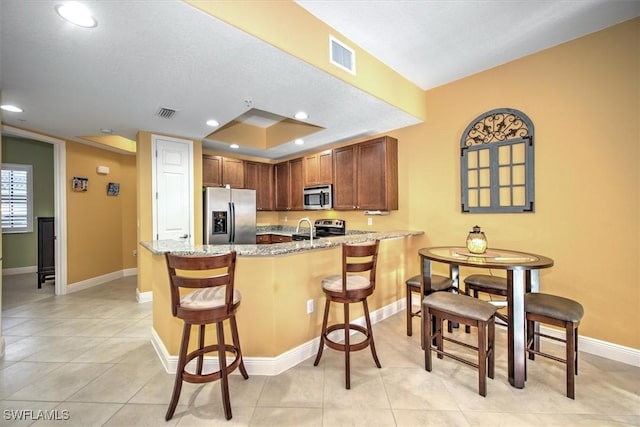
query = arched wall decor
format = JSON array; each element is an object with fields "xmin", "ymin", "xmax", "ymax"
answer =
[{"xmin": 460, "ymin": 108, "xmax": 535, "ymax": 213}]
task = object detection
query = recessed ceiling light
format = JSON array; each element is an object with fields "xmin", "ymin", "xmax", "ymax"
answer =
[
  {"xmin": 1, "ymin": 104, "xmax": 24, "ymax": 113},
  {"xmin": 230, "ymin": 144, "xmax": 239, "ymax": 149},
  {"xmin": 294, "ymin": 111, "xmax": 308, "ymax": 120},
  {"xmin": 294, "ymin": 139, "xmax": 304, "ymax": 145},
  {"xmin": 206, "ymin": 119, "xmax": 219, "ymax": 127},
  {"xmin": 55, "ymin": 2, "xmax": 97, "ymax": 28}
]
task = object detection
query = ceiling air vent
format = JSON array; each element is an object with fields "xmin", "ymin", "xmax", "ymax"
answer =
[
  {"xmin": 329, "ymin": 35, "xmax": 356, "ymax": 75},
  {"xmin": 156, "ymin": 107, "xmax": 177, "ymax": 119}
]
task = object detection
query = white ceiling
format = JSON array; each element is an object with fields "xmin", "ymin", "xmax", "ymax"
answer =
[{"xmin": 1, "ymin": 0, "xmax": 638, "ymax": 159}]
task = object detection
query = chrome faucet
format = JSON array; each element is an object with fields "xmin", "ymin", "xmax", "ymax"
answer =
[{"xmin": 296, "ymin": 217, "xmax": 314, "ymax": 243}]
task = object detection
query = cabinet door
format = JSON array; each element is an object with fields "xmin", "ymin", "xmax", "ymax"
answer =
[
  {"xmin": 303, "ymin": 151, "xmax": 333, "ymax": 186},
  {"xmin": 222, "ymin": 157, "xmax": 244, "ymax": 188},
  {"xmin": 257, "ymin": 163, "xmax": 274, "ymax": 210},
  {"xmin": 333, "ymin": 145, "xmax": 358, "ymax": 209},
  {"xmin": 303, "ymin": 154, "xmax": 319, "ymax": 187},
  {"xmin": 289, "ymin": 158, "xmax": 304, "ymax": 210},
  {"xmin": 317, "ymin": 150, "xmax": 333, "ymax": 184},
  {"xmin": 357, "ymin": 136, "xmax": 398, "ymax": 210},
  {"xmin": 203, "ymin": 155, "xmax": 222, "ymax": 187},
  {"xmin": 246, "ymin": 162, "xmax": 275, "ymax": 211},
  {"xmin": 274, "ymin": 161, "xmax": 290, "ymax": 210}
]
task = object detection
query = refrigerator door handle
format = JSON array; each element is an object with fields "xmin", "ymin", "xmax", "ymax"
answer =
[{"xmin": 229, "ymin": 201, "xmax": 235, "ymax": 243}]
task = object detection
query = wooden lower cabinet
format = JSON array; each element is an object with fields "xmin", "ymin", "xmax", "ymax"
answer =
[{"xmin": 256, "ymin": 234, "xmax": 292, "ymax": 244}]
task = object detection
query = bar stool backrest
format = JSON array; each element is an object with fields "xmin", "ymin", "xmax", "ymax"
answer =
[
  {"xmin": 342, "ymin": 241, "xmax": 379, "ymax": 294},
  {"xmin": 165, "ymin": 251, "xmax": 237, "ymax": 318}
]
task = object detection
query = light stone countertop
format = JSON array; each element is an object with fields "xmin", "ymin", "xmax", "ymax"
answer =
[{"xmin": 140, "ymin": 229, "xmax": 424, "ymax": 257}]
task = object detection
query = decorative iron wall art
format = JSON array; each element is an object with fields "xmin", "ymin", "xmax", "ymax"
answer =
[{"xmin": 460, "ymin": 108, "xmax": 535, "ymax": 213}]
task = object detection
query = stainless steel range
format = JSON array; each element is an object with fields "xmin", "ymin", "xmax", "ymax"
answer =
[{"xmin": 292, "ymin": 219, "xmax": 346, "ymax": 240}]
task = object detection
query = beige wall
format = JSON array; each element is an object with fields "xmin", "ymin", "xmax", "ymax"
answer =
[
  {"xmin": 259, "ymin": 18, "xmax": 639, "ymax": 350},
  {"xmin": 66, "ymin": 141, "xmax": 137, "ymax": 284},
  {"xmin": 136, "ymin": 131, "xmax": 202, "ymax": 294},
  {"xmin": 403, "ymin": 18, "xmax": 637, "ymax": 349}
]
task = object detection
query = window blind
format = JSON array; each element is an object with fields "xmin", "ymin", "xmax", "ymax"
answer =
[{"xmin": 1, "ymin": 164, "xmax": 33, "ymax": 233}]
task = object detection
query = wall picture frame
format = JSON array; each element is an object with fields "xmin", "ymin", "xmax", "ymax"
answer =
[
  {"xmin": 107, "ymin": 182, "xmax": 120, "ymax": 196},
  {"xmin": 72, "ymin": 176, "xmax": 88, "ymax": 192}
]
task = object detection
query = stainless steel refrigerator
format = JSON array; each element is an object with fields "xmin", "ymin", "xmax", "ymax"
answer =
[{"xmin": 204, "ymin": 187, "xmax": 256, "ymax": 244}]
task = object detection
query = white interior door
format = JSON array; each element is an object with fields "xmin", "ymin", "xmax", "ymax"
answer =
[{"xmin": 152, "ymin": 135, "xmax": 193, "ymax": 242}]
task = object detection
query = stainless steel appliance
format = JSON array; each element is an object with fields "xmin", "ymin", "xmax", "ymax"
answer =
[
  {"xmin": 303, "ymin": 184, "xmax": 333, "ymax": 210},
  {"xmin": 292, "ymin": 219, "xmax": 346, "ymax": 240},
  {"xmin": 204, "ymin": 187, "xmax": 256, "ymax": 244}
]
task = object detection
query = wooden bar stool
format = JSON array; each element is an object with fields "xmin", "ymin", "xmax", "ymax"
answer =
[
  {"xmin": 525, "ymin": 292, "xmax": 584, "ymax": 399},
  {"xmin": 314, "ymin": 240, "xmax": 381, "ymax": 389},
  {"xmin": 164, "ymin": 251, "xmax": 249, "ymax": 421},
  {"xmin": 423, "ymin": 291, "xmax": 497, "ymax": 396},
  {"xmin": 405, "ymin": 274, "xmax": 454, "ymax": 336},
  {"xmin": 463, "ymin": 274, "xmax": 509, "ymax": 332}
]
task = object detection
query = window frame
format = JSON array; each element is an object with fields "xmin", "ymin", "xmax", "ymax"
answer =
[
  {"xmin": 2, "ymin": 163, "xmax": 34, "ymax": 233},
  {"xmin": 460, "ymin": 108, "xmax": 535, "ymax": 213}
]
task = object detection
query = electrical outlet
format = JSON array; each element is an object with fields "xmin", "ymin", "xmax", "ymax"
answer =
[
  {"xmin": 367, "ymin": 217, "xmax": 373, "ymax": 226},
  {"xmin": 306, "ymin": 299, "xmax": 314, "ymax": 314}
]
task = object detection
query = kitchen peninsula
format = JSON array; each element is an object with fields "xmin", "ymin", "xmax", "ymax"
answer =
[{"xmin": 141, "ymin": 229, "xmax": 425, "ymax": 374}]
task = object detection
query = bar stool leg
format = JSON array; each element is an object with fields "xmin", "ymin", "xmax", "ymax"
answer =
[
  {"xmin": 488, "ymin": 316, "xmax": 495, "ymax": 380},
  {"xmin": 314, "ymin": 299, "xmax": 331, "ymax": 366},
  {"xmin": 406, "ymin": 285, "xmax": 413, "ymax": 336},
  {"xmin": 362, "ymin": 299, "xmax": 381, "ymax": 368},
  {"xmin": 478, "ymin": 320, "xmax": 487, "ymax": 397},
  {"xmin": 197, "ymin": 324, "xmax": 205, "ymax": 375},
  {"xmin": 166, "ymin": 323, "xmax": 191, "ymax": 421},
  {"xmin": 216, "ymin": 321, "xmax": 232, "ymax": 420},
  {"xmin": 344, "ymin": 302, "xmax": 351, "ymax": 389},
  {"xmin": 424, "ymin": 307, "xmax": 433, "ymax": 372},
  {"xmin": 566, "ymin": 323, "xmax": 576, "ymax": 399},
  {"xmin": 230, "ymin": 315, "xmax": 249, "ymax": 379}
]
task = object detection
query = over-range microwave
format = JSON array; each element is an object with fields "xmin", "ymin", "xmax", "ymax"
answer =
[{"xmin": 303, "ymin": 184, "xmax": 333, "ymax": 210}]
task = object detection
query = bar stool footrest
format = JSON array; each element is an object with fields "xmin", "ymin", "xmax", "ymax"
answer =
[
  {"xmin": 323, "ymin": 323, "xmax": 372, "ymax": 352},
  {"xmin": 182, "ymin": 344, "xmax": 243, "ymax": 384}
]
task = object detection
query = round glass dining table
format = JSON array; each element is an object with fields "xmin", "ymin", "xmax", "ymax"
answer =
[{"xmin": 419, "ymin": 246, "xmax": 554, "ymax": 389}]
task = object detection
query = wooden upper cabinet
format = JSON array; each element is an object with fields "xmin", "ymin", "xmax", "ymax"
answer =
[
  {"xmin": 274, "ymin": 161, "xmax": 290, "ymax": 210},
  {"xmin": 332, "ymin": 145, "xmax": 358, "ymax": 210},
  {"xmin": 357, "ymin": 136, "xmax": 398, "ymax": 210},
  {"xmin": 202, "ymin": 155, "xmax": 244, "ymax": 188},
  {"xmin": 274, "ymin": 158, "xmax": 303, "ymax": 210},
  {"xmin": 289, "ymin": 157, "xmax": 304, "ymax": 210},
  {"xmin": 333, "ymin": 136, "xmax": 398, "ymax": 211},
  {"xmin": 222, "ymin": 157, "xmax": 244, "ymax": 188},
  {"xmin": 303, "ymin": 150, "xmax": 333, "ymax": 186},
  {"xmin": 203, "ymin": 155, "xmax": 223, "ymax": 187},
  {"xmin": 245, "ymin": 161, "xmax": 274, "ymax": 211}
]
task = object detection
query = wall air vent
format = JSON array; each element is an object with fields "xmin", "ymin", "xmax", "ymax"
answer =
[
  {"xmin": 329, "ymin": 35, "xmax": 356, "ymax": 75},
  {"xmin": 156, "ymin": 107, "xmax": 177, "ymax": 119}
]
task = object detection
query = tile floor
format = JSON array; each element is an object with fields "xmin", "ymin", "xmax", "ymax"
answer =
[{"xmin": 1, "ymin": 273, "xmax": 639, "ymax": 426}]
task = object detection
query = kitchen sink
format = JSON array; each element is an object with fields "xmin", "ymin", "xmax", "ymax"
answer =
[{"xmin": 291, "ymin": 233, "xmax": 317, "ymax": 241}]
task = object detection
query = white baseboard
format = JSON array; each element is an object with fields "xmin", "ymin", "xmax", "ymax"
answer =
[
  {"xmin": 123, "ymin": 268, "xmax": 137, "ymax": 277},
  {"xmin": 151, "ymin": 299, "xmax": 404, "ymax": 376},
  {"xmin": 136, "ymin": 288, "xmax": 153, "ymax": 304},
  {"xmin": 539, "ymin": 325, "xmax": 640, "ymax": 367},
  {"xmin": 2, "ymin": 266, "xmax": 37, "ymax": 275},
  {"xmin": 150, "ymin": 297, "xmax": 639, "ymax": 374},
  {"xmin": 67, "ymin": 268, "xmax": 138, "ymax": 294}
]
